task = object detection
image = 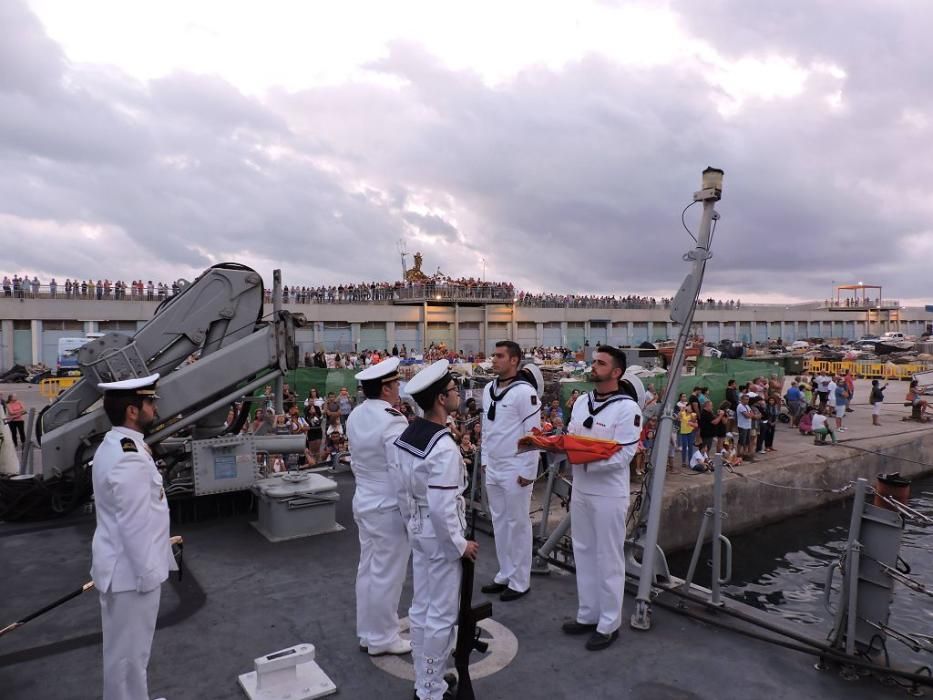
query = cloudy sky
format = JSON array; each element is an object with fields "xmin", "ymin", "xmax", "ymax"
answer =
[{"xmin": 1, "ymin": 0, "xmax": 931, "ymax": 303}]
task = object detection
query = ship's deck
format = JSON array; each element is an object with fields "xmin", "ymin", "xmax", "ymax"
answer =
[{"xmin": 0, "ymin": 471, "xmax": 913, "ymax": 700}]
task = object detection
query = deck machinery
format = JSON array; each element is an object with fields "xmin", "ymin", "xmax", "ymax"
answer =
[{"xmin": 1, "ymin": 263, "xmax": 316, "ymax": 522}]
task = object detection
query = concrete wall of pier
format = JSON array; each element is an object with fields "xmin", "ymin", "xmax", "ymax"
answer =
[
  {"xmin": 2, "ymin": 295, "xmax": 932, "ymax": 371},
  {"xmin": 657, "ymin": 428, "xmax": 933, "ymax": 552}
]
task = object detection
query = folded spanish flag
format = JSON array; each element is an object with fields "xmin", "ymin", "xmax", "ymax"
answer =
[{"xmin": 517, "ymin": 428, "xmax": 623, "ymax": 464}]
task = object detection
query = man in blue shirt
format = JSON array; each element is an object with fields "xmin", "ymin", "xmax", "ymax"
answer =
[
  {"xmin": 833, "ymin": 378, "xmax": 849, "ymax": 432},
  {"xmin": 784, "ymin": 382, "xmax": 804, "ymax": 427}
]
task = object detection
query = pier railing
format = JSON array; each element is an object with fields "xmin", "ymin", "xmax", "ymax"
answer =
[
  {"xmin": 1, "ymin": 284, "xmax": 175, "ymax": 302},
  {"xmin": 822, "ymin": 299, "xmax": 901, "ymax": 310},
  {"xmin": 0, "ymin": 284, "xmax": 919, "ymax": 312},
  {"xmin": 393, "ymin": 284, "xmax": 515, "ymax": 303}
]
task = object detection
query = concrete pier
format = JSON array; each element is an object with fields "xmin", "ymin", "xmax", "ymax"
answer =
[
  {"xmin": 654, "ymin": 379, "xmax": 932, "ymax": 551},
  {"xmin": 531, "ymin": 378, "xmax": 933, "ymax": 552}
]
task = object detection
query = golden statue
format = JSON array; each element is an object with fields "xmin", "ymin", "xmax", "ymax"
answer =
[{"xmin": 405, "ymin": 251, "xmax": 430, "ymax": 282}]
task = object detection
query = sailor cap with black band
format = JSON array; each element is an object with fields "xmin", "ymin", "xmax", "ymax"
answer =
[
  {"xmin": 355, "ymin": 356, "xmax": 401, "ymax": 393},
  {"xmin": 97, "ymin": 373, "xmax": 161, "ymax": 398},
  {"xmin": 519, "ymin": 361, "xmax": 545, "ymax": 399},
  {"xmin": 404, "ymin": 359, "xmax": 453, "ymax": 400}
]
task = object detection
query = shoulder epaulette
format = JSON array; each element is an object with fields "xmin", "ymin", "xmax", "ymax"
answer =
[
  {"xmin": 385, "ymin": 407, "xmax": 404, "ymax": 417},
  {"xmin": 120, "ymin": 437, "xmax": 138, "ymax": 453}
]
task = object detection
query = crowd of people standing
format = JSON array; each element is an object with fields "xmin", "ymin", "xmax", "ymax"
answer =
[{"xmin": 4, "ymin": 271, "xmax": 749, "ymax": 311}]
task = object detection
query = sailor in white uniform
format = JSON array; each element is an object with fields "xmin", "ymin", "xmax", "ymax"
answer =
[
  {"xmin": 91, "ymin": 374, "xmax": 177, "ymax": 700},
  {"xmin": 346, "ymin": 356, "xmax": 412, "ymax": 656},
  {"xmin": 394, "ymin": 360, "xmax": 479, "ymax": 700},
  {"xmin": 561, "ymin": 347, "xmax": 645, "ymax": 651},
  {"xmin": 480, "ymin": 341, "xmax": 541, "ymax": 600}
]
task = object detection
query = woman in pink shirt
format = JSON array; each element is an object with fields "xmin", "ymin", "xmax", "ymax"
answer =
[{"xmin": 5, "ymin": 393, "xmax": 26, "ymax": 448}]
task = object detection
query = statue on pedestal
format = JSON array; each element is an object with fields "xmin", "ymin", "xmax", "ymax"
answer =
[{"xmin": 405, "ymin": 252, "xmax": 430, "ymax": 282}]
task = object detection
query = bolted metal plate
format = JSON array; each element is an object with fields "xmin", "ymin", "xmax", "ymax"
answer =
[{"xmin": 191, "ymin": 434, "xmax": 260, "ymax": 495}]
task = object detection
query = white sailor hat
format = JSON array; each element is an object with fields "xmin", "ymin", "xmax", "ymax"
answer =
[
  {"xmin": 98, "ymin": 373, "xmax": 161, "ymax": 398},
  {"xmin": 355, "ymin": 356, "xmax": 401, "ymax": 383},
  {"xmin": 519, "ymin": 361, "xmax": 545, "ymax": 399},
  {"xmin": 404, "ymin": 359, "xmax": 452, "ymax": 398}
]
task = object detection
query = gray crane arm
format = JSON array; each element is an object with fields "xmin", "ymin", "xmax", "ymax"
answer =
[{"xmin": 39, "ymin": 264, "xmax": 302, "ymax": 478}]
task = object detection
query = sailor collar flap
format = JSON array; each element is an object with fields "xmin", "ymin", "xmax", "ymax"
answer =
[
  {"xmin": 583, "ymin": 391, "xmax": 633, "ymax": 429},
  {"xmin": 487, "ymin": 377, "xmax": 534, "ymax": 421},
  {"xmin": 395, "ymin": 417, "xmax": 453, "ymax": 458}
]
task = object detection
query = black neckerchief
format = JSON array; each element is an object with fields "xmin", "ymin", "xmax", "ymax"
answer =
[
  {"xmin": 486, "ymin": 375, "xmax": 533, "ymax": 422},
  {"xmin": 395, "ymin": 417, "xmax": 453, "ymax": 458},
  {"xmin": 583, "ymin": 390, "xmax": 632, "ymax": 429}
]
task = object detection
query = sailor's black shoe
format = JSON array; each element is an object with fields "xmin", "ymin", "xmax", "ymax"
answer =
[
  {"xmin": 481, "ymin": 581, "xmax": 508, "ymax": 594},
  {"xmin": 561, "ymin": 620, "xmax": 598, "ymax": 635},
  {"xmin": 585, "ymin": 630, "xmax": 619, "ymax": 651},
  {"xmin": 500, "ymin": 587, "xmax": 529, "ymax": 602}
]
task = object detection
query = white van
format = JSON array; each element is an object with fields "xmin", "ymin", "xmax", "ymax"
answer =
[{"xmin": 56, "ymin": 333, "xmax": 104, "ymax": 375}]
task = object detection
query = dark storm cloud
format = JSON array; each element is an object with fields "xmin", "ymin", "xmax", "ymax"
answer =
[
  {"xmin": 2, "ymin": 0, "xmax": 931, "ymax": 301},
  {"xmin": 277, "ymin": 35, "xmax": 933, "ymax": 298},
  {"xmin": 402, "ymin": 211, "xmax": 459, "ymax": 241},
  {"xmin": 0, "ymin": 0, "xmax": 406, "ymax": 281}
]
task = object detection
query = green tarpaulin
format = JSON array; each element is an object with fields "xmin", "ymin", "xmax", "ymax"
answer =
[
  {"xmin": 557, "ymin": 356, "xmax": 784, "ymax": 408},
  {"xmin": 255, "ymin": 367, "xmax": 361, "ymax": 403}
]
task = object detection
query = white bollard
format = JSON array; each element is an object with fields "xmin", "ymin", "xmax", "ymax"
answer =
[{"xmin": 238, "ymin": 643, "xmax": 337, "ymax": 700}]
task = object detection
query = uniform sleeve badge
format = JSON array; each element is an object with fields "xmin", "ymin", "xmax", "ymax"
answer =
[
  {"xmin": 634, "ymin": 415, "xmax": 641, "ymax": 427},
  {"xmin": 531, "ymin": 395, "xmax": 538, "ymax": 405},
  {"xmin": 120, "ymin": 438, "xmax": 138, "ymax": 453}
]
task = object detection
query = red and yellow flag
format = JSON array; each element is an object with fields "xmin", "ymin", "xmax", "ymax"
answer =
[{"xmin": 517, "ymin": 428, "xmax": 622, "ymax": 464}]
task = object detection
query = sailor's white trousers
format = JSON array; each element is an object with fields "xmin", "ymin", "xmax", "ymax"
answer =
[
  {"xmin": 100, "ymin": 586, "xmax": 161, "ymax": 700},
  {"xmin": 570, "ymin": 490, "xmax": 628, "ymax": 635},
  {"xmin": 354, "ymin": 507, "xmax": 411, "ymax": 648},
  {"xmin": 409, "ymin": 534, "xmax": 462, "ymax": 700},
  {"xmin": 485, "ymin": 470, "xmax": 533, "ymax": 593}
]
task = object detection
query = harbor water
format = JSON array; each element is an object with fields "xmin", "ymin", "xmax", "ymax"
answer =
[{"xmin": 670, "ymin": 474, "xmax": 933, "ymax": 674}]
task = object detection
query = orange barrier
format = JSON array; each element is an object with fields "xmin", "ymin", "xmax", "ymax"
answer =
[{"xmin": 803, "ymin": 359, "xmax": 931, "ymax": 381}]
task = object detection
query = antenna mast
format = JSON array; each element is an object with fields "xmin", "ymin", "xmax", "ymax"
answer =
[{"xmin": 397, "ymin": 239, "xmax": 408, "ymax": 280}]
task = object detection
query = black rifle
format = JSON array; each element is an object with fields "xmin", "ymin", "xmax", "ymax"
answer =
[{"xmin": 453, "ymin": 450, "xmax": 491, "ymax": 699}]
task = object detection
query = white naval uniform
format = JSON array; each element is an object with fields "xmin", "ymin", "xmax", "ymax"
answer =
[
  {"xmin": 394, "ymin": 419, "xmax": 468, "ymax": 700},
  {"xmin": 346, "ymin": 398, "xmax": 410, "ymax": 649},
  {"xmin": 481, "ymin": 378, "xmax": 540, "ymax": 593},
  {"xmin": 91, "ymin": 426, "xmax": 176, "ymax": 700},
  {"xmin": 567, "ymin": 392, "xmax": 641, "ymax": 636}
]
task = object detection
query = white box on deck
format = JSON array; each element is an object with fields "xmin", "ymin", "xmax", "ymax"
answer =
[{"xmin": 251, "ymin": 472, "xmax": 343, "ymax": 542}]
